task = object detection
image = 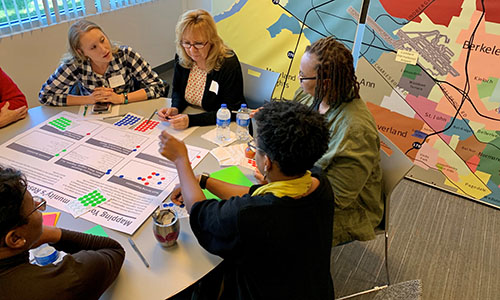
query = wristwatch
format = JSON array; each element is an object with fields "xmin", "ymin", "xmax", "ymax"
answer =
[
  {"xmin": 123, "ymin": 92, "xmax": 128, "ymax": 104},
  {"xmin": 199, "ymin": 172, "xmax": 210, "ymax": 189}
]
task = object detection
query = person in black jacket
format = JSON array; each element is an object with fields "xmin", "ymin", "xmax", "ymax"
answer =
[
  {"xmin": 158, "ymin": 9, "xmax": 245, "ymax": 129},
  {"xmin": 0, "ymin": 166, "xmax": 125, "ymax": 300},
  {"xmin": 158, "ymin": 101, "xmax": 334, "ymax": 299}
]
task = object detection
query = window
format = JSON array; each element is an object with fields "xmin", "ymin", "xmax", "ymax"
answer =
[{"xmin": 0, "ymin": 0, "xmax": 151, "ymax": 37}]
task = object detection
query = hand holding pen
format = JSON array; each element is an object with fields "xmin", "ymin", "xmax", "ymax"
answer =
[
  {"xmin": 157, "ymin": 107, "xmax": 179, "ymax": 121},
  {"xmin": 157, "ymin": 107, "xmax": 189, "ymax": 130}
]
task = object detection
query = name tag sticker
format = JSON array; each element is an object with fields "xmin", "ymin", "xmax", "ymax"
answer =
[
  {"xmin": 395, "ymin": 49, "xmax": 419, "ymax": 65},
  {"xmin": 209, "ymin": 80, "xmax": 219, "ymax": 95},
  {"xmin": 108, "ymin": 75, "xmax": 126, "ymax": 88}
]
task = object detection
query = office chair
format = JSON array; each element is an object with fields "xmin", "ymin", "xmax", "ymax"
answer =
[
  {"xmin": 337, "ymin": 132, "xmax": 414, "ymax": 299},
  {"xmin": 240, "ymin": 62, "xmax": 280, "ymax": 109}
]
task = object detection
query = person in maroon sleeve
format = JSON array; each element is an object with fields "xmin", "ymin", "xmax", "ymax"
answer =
[
  {"xmin": 0, "ymin": 67, "xmax": 28, "ymax": 128},
  {"xmin": 0, "ymin": 166, "xmax": 125, "ymax": 300}
]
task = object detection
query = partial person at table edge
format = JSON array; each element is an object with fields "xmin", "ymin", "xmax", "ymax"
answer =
[
  {"xmin": 0, "ymin": 166, "xmax": 125, "ymax": 300},
  {"xmin": 157, "ymin": 9, "xmax": 245, "ymax": 130},
  {"xmin": 0, "ymin": 67, "xmax": 28, "ymax": 128},
  {"xmin": 39, "ymin": 19, "xmax": 166, "ymax": 107},
  {"xmin": 158, "ymin": 101, "xmax": 334, "ymax": 299}
]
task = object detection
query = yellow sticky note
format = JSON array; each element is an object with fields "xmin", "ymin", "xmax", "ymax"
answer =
[{"xmin": 395, "ymin": 49, "xmax": 419, "ymax": 65}]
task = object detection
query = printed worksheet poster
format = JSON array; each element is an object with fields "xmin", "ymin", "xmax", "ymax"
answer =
[{"xmin": 0, "ymin": 112, "xmax": 208, "ymax": 234}]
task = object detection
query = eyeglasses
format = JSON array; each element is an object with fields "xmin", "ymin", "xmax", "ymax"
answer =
[
  {"xmin": 27, "ymin": 196, "xmax": 47, "ymax": 217},
  {"xmin": 299, "ymin": 76, "xmax": 317, "ymax": 83},
  {"xmin": 181, "ymin": 42, "xmax": 208, "ymax": 49},
  {"xmin": 247, "ymin": 140, "xmax": 263, "ymax": 153}
]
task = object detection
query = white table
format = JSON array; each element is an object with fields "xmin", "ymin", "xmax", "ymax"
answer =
[{"xmin": 0, "ymin": 99, "xmax": 229, "ymax": 300}]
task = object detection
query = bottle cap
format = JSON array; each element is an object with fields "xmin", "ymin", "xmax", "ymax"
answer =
[
  {"xmin": 241, "ymin": 104, "xmax": 247, "ymax": 108},
  {"xmin": 34, "ymin": 244, "xmax": 59, "ymax": 266},
  {"xmin": 221, "ymin": 104, "xmax": 227, "ymax": 108}
]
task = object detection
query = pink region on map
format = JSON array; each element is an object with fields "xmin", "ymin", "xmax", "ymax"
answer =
[
  {"xmin": 439, "ymin": 11, "xmax": 500, "ymax": 130},
  {"xmin": 414, "ymin": 141, "xmax": 439, "ymax": 170},
  {"xmin": 466, "ymin": 155, "xmax": 480, "ymax": 172},
  {"xmin": 406, "ymin": 94, "xmax": 452, "ymax": 143},
  {"xmin": 437, "ymin": 157, "xmax": 460, "ymax": 181}
]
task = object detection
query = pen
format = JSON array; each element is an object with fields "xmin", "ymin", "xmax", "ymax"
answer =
[
  {"xmin": 231, "ymin": 109, "xmax": 256, "ymax": 114},
  {"xmin": 83, "ymin": 105, "xmax": 88, "ymax": 116},
  {"xmin": 102, "ymin": 113, "xmax": 127, "ymax": 120},
  {"xmin": 128, "ymin": 238, "xmax": 150, "ymax": 268},
  {"xmin": 146, "ymin": 109, "xmax": 158, "ymax": 125}
]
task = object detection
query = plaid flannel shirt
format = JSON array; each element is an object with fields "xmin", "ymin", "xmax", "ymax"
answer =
[{"xmin": 39, "ymin": 46, "xmax": 166, "ymax": 106}]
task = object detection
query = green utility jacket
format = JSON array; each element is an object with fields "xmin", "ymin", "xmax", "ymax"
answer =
[{"xmin": 294, "ymin": 89, "xmax": 384, "ymax": 245}]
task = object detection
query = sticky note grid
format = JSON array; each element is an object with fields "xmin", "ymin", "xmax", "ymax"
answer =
[
  {"xmin": 49, "ymin": 117, "xmax": 73, "ymax": 131},
  {"xmin": 133, "ymin": 120, "xmax": 160, "ymax": 133},
  {"xmin": 114, "ymin": 113, "xmax": 143, "ymax": 127},
  {"xmin": 67, "ymin": 189, "xmax": 108, "ymax": 217}
]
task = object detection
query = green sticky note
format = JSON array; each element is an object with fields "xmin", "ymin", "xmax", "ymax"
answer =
[
  {"xmin": 202, "ymin": 166, "xmax": 254, "ymax": 200},
  {"xmin": 84, "ymin": 225, "xmax": 108, "ymax": 237}
]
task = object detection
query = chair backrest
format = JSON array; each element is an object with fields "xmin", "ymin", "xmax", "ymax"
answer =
[
  {"xmin": 377, "ymin": 132, "xmax": 414, "ymax": 232},
  {"xmin": 240, "ymin": 62, "xmax": 280, "ymax": 109}
]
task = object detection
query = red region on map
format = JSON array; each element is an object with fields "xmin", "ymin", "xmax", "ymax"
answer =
[
  {"xmin": 380, "ymin": 0, "xmax": 464, "ymax": 26},
  {"xmin": 476, "ymin": 0, "xmax": 500, "ymax": 24}
]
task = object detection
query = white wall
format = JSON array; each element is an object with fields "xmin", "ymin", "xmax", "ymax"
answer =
[{"xmin": 0, "ymin": 0, "xmax": 188, "ymax": 108}]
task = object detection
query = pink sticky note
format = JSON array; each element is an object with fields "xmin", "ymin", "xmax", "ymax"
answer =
[{"xmin": 42, "ymin": 212, "xmax": 60, "ymax": 226}]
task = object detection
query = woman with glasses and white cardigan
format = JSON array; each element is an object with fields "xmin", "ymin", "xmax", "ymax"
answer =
[{"xmin": 157, "ymin": 9, "xmax": 245, "ymax": 129}]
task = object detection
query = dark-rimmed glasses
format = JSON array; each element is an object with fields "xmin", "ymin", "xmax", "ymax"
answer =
[
  {"xmin": 299, "ymin": 76, "xmax": 317, "ymax": 83},
  {"xmin": 27, "ymin": 196, "xmax": 47, "ymax": 217},
  {"xmin": 247, "ymin": 140, "xmax": 263, "ymax": 153},
  {"xmin": 181, "ymin": 41, "xmax": 209, "ymax": 49}
]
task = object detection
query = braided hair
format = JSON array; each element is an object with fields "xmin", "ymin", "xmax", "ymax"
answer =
[{"xmin": 305, "ymin": 36, "xmax": 360, "ymax": 107}]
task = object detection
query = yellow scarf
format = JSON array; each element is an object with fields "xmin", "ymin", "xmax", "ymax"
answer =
[{"xmin": 251, "ymin": 171, "xmax": 312, "ymax": 198}]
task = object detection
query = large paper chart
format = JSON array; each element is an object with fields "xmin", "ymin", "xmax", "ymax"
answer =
[{"xmin": 0, "ymin": 112, "xmax": 208, "ymax": 234}]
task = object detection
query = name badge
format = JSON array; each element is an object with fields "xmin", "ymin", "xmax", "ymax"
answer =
[
  {"xmin": 209, "ymin": 80, "xmax": 219, "ymax": 95},
  {"xmin": 108, "ymin": 75, "xmax": 126, "ymax": 88}
]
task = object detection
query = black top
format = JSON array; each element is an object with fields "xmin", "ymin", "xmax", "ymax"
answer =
[
  {"xmin": 190, "ymin": 172, "xmax": 335, "ymax": 300},
  {"xmin": 0, "ymin": 229, "xmax": 125, "ymax": 300},
  {"xmin": 171, "ymin": 53, "xmax": 246, "ymax": 127}
]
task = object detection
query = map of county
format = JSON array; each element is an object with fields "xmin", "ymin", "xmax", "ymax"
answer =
[{"xmin": 215, "ymin": 0, "xmax": 500, "ymax": 209}]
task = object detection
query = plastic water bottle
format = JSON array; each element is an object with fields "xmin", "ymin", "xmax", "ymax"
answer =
[
  {"xmin": 236, "ymin": 104, "xmax": 250, "ymax": 141},
  {"xmin": 216, "ymin": 104, "xmax": 231, "ymax": 142}
]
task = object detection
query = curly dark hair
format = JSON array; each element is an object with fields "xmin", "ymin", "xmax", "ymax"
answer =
[
  {"xmin": 305, "ymin": 36, "xmax": 360, "ymax": 107},
  {"xmin": 253, "ymin": 101, "xmax": 330, "ymax": 177},
  {"xmin": 0, "ymin": 167, "xmax": 28, "ymax": 243}
]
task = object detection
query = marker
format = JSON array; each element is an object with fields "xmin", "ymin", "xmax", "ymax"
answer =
[
  {"xmin": 83, "ymin": 105, "xmax": 88, "ymax": 116},
  {"xmin": 146, "ymin": 109, "xmax": 158, "ymax": 125},
  {"xmin": 102, "ymin": 113, "xmax": 127, "ymax": 120},
  {"xmin": 128, "ymin": 238, "xmax": 149, "ymax": 268}
]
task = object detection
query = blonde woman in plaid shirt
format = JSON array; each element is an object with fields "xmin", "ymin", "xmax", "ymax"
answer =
[{"xmin": 39, "ymin": 20, "xmax": 166, "ymax": 106}]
